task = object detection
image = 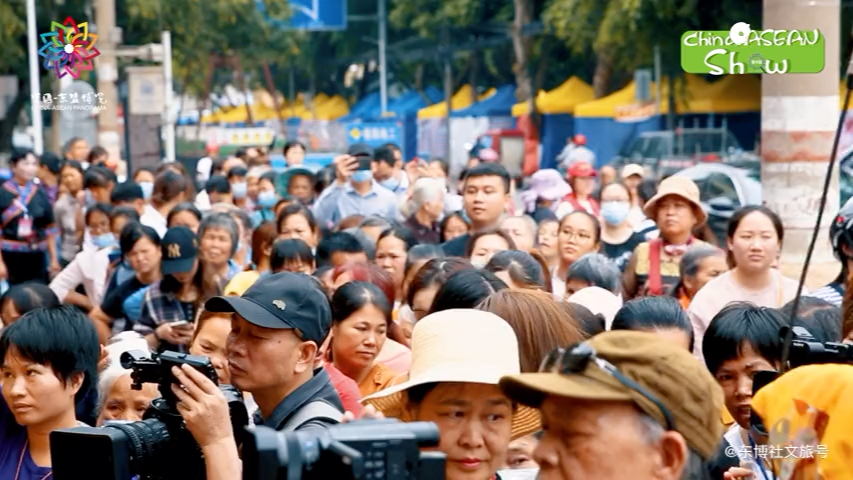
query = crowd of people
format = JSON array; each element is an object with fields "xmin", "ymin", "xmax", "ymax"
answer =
[{"xmin": 0, "ymin": 135, "xmax": 851, "ymax": 479}]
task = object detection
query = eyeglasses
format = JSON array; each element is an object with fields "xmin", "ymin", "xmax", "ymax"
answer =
[{"xmin": 539, "ymin": 342, "xmax": 675, "ymax": 430}]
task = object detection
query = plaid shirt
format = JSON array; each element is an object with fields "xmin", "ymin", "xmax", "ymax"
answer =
[{"xmin": 134, "ymin": 280, "xmax": 196, "ymax": 351}]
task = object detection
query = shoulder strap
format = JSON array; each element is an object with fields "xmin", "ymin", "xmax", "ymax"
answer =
[
  {"xmin": 282, "ymin": 400, "xmax": 343, "ymax": 431},
  {"xmin": 647, "ymin": 238, "xmax": 664, "ymax": 296}
]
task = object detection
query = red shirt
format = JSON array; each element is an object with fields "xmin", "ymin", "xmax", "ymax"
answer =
[{"xmin": 324, "ymin": 363, "xmax": 363, "ymax": 416}]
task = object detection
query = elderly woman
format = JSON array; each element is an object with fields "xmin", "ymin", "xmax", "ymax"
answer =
[
  {"xmin": 198, "ymin": 212, "xmax": 242, "ymax": 282},
  {"xmin": 363, "ymin": 310, "xmax": 540, "ymax": 480},
  {"xmin": 564, "ymin": 252, "xmax": 622, "ymax": 298},
  {"xmin": 623, "ymin": 176, "xmax": 708, "ymax": 299},
  {"xmin": 669, "ymin": 244, "xmax": 728, "ymax": 309},
  {"xmin": 404, "ymin": 178, "xmax": 445, "ymax": 244},
  {"xmin": 96, "ymin": 365, "xmax": 159, "ymax": 425}
]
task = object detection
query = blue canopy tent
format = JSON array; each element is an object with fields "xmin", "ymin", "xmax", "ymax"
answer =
[
  {"xmin": 344, "ymin": 87, "xmax": 443, "ymax": 160},
  {"xmin": 450, "ymin": 85, "xmax": 517, "ymax": 118},
  {"xmin": 337, "ymin": 91, "xmax": 382, "ymax": 122}
]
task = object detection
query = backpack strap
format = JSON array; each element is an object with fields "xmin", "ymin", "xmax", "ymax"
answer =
[
  {"xmin": 646, "ymin": 238, "xmax": 664, "ymax": 296},
  {"xmin": 281, "ymin": 400, "xmax": 343, "ymax": 431}
]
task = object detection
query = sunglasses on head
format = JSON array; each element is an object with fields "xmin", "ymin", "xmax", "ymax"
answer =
[{"xmin": 539, "ymin": 342, "xmax": 675, "ymax": 430}]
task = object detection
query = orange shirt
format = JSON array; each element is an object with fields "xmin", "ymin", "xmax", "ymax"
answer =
[{"xmin": 358, "ymin": 363, "xmax": 398, "ymax": 398}]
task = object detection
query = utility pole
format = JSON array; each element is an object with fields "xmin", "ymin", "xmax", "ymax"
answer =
[
  {"xmin": 25, "ymin": 0, "xmax": 43, "ymax": 154},
  {"xmin": 95, "ymin": 0, "xmax": 121, "ymax": 166},
  {"xmin": 378, "ymin": 0, "xmax": 388, "ymax": 116},
  {"xmin": 761, "ymin": 0, "xmax": 840, "ymax": 272},
  {"xmin": 161, "ymin": 31, "xmax": 175, "ymax": 162}
]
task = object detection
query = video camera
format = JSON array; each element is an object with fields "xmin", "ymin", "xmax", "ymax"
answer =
[
  {"xmin": 750, "ymin": 326, "xmax": 853, "ymax": 434},
  {"xmin": 50, "ymin": 350, "xmax": 249, "ymax": 480},
  {"xmin": 242, "ymin": 418, "xmax": 446, "ymax": 480}
]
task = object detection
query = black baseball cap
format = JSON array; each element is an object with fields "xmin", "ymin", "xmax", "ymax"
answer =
[
  {"xmin": 161, "ymin": 226, "xmax": 198, "ymax": 275},
  {"xmin": 204, "ymin": 272, "xmax": 331, "ymax": 344},
  {"xmin": 347, "ymin": 143, "xmax": 374, "ymax": 158}
]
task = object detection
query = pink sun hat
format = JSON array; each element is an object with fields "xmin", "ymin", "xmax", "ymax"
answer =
[{"xmin": 521, "ymin": 169, "xmax": 572, "ymax": 212}]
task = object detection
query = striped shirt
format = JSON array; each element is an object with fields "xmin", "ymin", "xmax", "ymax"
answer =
[{"xmin": 807, "ymin": 282, "xmax": 844, "ymax": 307}]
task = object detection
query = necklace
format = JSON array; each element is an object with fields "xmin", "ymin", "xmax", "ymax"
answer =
[{"xmin": 14, "ymin": 440, "xmax": 52, "ymax": 480}]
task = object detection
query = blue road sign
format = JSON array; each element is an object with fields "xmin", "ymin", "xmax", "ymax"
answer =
[
  {"xmin": 346, "ymin": 121, "xmax": 403, "ymax": 149},
  {"xmin": 256, "ymin": 0, "xmax": 347, "ymax": 31}
]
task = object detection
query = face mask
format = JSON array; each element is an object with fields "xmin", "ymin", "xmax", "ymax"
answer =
[
  {"xmin": 138, "ymin": 181, "xmax": 154, "ymax": 200},
  {"xmin": 84, "ymin": 189, "xmax": 96, "ymax": 207},
  {"xmin": 351, "ymin": 170, "xmax": 373, "ymax": 183},
  {"xmin": 379, "ymin": 176, "xmax": 400, "ymax": 192},
  {"xmin": 231, "ymin": 182, "xmax": 248, "ymax": 199},
  {"xmin": 470, "ymin": 260, "xmax": 486, "ymax": 269},
  {"xmin": 601, "ymin": 201, "xmax": 630, "ymax": 226},
  {"xmin": 257, "ymin": 190, "xmax": 277, "ymax": 209},
  {"xmin": 92, "ymin": 232, "xmax": 117, "ymax": 249}
]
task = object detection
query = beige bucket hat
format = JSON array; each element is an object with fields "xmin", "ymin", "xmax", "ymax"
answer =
[
  {"xmin": 642, "ymin": 175, "xmax": 707, "ymax": 225},
  {"xmin": 362, "ymin": 309, "xmax": 541, "ymax": 439}
]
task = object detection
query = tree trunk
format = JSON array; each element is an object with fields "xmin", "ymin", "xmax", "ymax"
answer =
[
  {"xmin": 592, "ymin": 50, "xmax": 614, "ymax": 98},
  {"xmin": 511, "ymin": 0, "xmax": 534, "ymax": 104},
  {"xmin": 0, "ymin": 82, "xmax": 28, "ymax": 153}
]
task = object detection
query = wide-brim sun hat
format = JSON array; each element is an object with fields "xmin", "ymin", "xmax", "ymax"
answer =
[
  {"xmin": 520, "ymin": 169, "xmax": 571, "ymax": 209},
  {"xmin": 621, "ymin": 163, "xmax": 645, "ymax": 179},
  {"xmin": 642, "ymin": 175, "xmax": 707, "ymax": 226},
  {"xmin": 361, "ymin": 309, "xmax": 541, "ymax": 439}
]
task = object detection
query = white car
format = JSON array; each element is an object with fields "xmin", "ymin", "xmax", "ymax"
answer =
[{"xmin": 674, "ymin": 163, "xmax": 762, "ymax": 243}]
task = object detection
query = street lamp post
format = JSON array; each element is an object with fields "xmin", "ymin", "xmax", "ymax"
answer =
[{"xmin": 26, "ymin": 0, "xmax": 44, "ymax": 154}]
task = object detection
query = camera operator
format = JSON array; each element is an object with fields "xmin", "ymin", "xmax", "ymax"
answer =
[
  {"xmin": 169, "ymin": 271, "xmax": 344, "ymax": 479},
  {"xmin": 0, "ymin": 305, "xmax": 100, "ymax": 478}
]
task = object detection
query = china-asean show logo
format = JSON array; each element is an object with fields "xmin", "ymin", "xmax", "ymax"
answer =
[{"xmin": 38, "ymin": 17, "xmax": 100, "ymax": 79}]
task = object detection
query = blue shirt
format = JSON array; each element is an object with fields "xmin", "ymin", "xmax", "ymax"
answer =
[
  {"xmin": 251, "ymin": 209, "xmax": 276, "ymax": 228},
  {"xmin": 312, "ymin": 181, "xmax": 400, "ymax": 229},
  {"xmin": 0, "ymin": 396, "xmax": 53, "ymax": 480}
]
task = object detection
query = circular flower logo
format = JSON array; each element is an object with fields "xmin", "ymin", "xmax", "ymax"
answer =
[{"xmin": 38, "ymin": 17, "xmax": 100, "ymax": 79}]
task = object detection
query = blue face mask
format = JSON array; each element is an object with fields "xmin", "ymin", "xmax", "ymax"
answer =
[
  {"xmin": 231, "ymin": 182, "xmax": 248, "ymax": 199},
  {"xmin": 92, "ymin": 232, "xmax": 117, "ymax": 249},
  {"xmin": 84, "ymin": 189, "xmax": 96, "ymax": 207},
  {"xmin": 257, "ymin": 190, "xmax": 277, "ymax": 209},
  {"xmin": 379, "ymin": 176, "xmax": 400, "ymax": 192},
  {"xmin": 600, "ymin": 201, "xmax": 631, "ymax": 226},
  {"xmin": 351, "ymin": 170, "xmax": 373, "ymax": 183},
  {"xmin": 138, "ymin": 181, "xmax": 154, "ymax": 200}
]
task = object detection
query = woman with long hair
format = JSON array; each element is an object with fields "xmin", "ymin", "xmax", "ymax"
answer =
[
  {"xmin": 688, "ymin": 206, "xmax": 800, "ymax": 361},
  {"xmin": 89, "ymin": 223, "xmax": 162, "ymax": 342},
  {"xmin": 135, "ymin": 227, "xmax": 223, "ymax": 352},
  {"xmin": 54, "ymin": 161, "xmax": 86, "ymax": 266},
  {"xmin": 224, "ymin": 222, "xmax": 278, "ymax": 295}
]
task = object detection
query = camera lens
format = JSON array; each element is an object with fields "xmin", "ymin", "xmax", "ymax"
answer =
[{"xmin": 106, "ymin": 418, "xmax": 171, "ymax": 477}]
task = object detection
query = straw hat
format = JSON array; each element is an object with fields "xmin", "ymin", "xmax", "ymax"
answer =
[
  {"xmin": 362, "ymin": 309, "xmax": 541, "ymax": 439},
  {"xmin": 642, "ymin": 175, "xmax": 707, "ymax": 225}
]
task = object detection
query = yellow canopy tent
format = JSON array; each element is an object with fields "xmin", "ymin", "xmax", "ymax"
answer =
[
  {"xmin": 575, "ymin": 75, "xmax": 713, "ymax": 117},
  {"xmin": 511, "ymin": 77, "xmax": 595, "ymax": 116},
  {"xmin": 417, "ymin": 85, "xmax": 477, "ymax": 119},
  {"xmin": 690, "ymin": 75, "xmax": 760, "ymax": 114},
  {"xmin": 200, "ymin": 101, "xmax": 279, "ymax": 124},
  {"xmin": 302, "ymin": 95, "xmax": 350, "ymax": 120}
]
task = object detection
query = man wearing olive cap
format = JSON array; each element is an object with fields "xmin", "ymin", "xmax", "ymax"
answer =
[{"xmin": 500, "ymin": 330, "xmax": 725, "ymax": 480}]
